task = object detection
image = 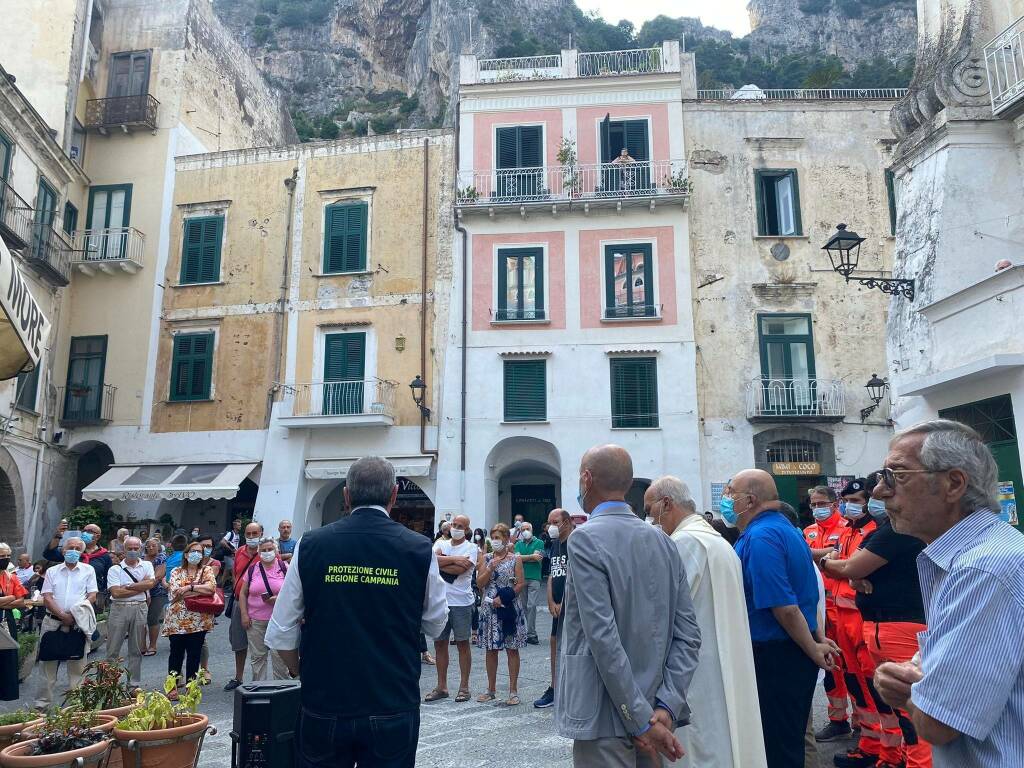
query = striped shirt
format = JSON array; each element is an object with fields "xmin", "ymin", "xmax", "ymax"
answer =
[{"xmin": 912, "ymin": 509, "xmax": 1024, "ymax": 768}]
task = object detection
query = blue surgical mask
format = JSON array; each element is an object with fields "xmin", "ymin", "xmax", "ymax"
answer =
[
  {"xmin": 577, "ymin": 476, "xmax": 589, "ymax": 510},
  {"xmin": 812, "ymin": 507, "xmax": 832, "ymax": 522},
  {"xmin": 124, "ymin": 549, "xmax": 141, "ymax": 562},
  {"xmin": 838, "ymin": 502, "xmax": 847, "ymax": 517},
  {"xmin": 187, "ymin": 551, "xmax": 202, "ymax": 565},
  {"xmin": 203, "ymin": 547, "xmax": 213, "ymax": 557},
  {"xmin": 867, "ymin": 499, "xmax": 887, "ymax": 519},
  {"xmin": 64, "ymin": 550, "xmax": 81, "ymax": 565},
  {"xmin": 844, "ymin": 503, "xmax": 866, "ymax": 520},
  {"xmin": 81, "ymin": 532, "xmax": 94, "ymax": 545},
  {"xmin": 719, "ymin": 496, "xmax": 737, "ymax": 527}
]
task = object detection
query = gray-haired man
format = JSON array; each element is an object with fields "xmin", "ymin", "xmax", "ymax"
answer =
[{"xmin": 106, "ymin": 536, "xmax": 156, "ymax": 687}]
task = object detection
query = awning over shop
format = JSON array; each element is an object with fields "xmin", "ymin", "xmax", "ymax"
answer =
[
  {"xmin": 305, "ymin": 456, "xmax": 433, "ymax": 481},
  {"xmin": 82, "ymin": 462, "xmax": 259, "ymax": 501},
  {"xmin": 0, "ymin": 239, "xmax": 50, "ymax": 380}
]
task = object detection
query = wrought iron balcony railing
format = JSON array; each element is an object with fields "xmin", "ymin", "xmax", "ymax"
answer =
[
  {"xmin": 0, "ymin": 178, "xmax": 34, "ymax": 251},
  {"xmin": 695, "ymin": 87, "xmax": 908, "ymax": 100},
  {"xmin": 58, "ymin": 383, "xmax": 116, "ymax": 426},
  {"xmin": 291, "ymin": 379, "xmax": 397, "ymax": 419},
  {"xmin": 469, "ymin": 43, "xmax": 678, "ymax": 83},
  {"xmin": 577, "ymin": 48, "xmax": 663, "ymax": 77},
  {"xmin": 25, "ymin": 223, "xmax": 73, "ymax": 286},
  {"xmin": 84, "ymin": 94, "xmax": 159, "ymax": 132},
  {"xmin": 603, "ymin": 304, "xmax": 662, "ymax": 320},
  {"xmin": 74, "ymin": 227, "xmax": 146, "ymax": 273},
  {"xmin": 745, "ymin": 377, "xmax": 845, "ymax": 421},
  {"xmin": 492, "ymin": 308, "xmax": 547, "ymax": 322},
  {"xmin": 457, "ymin": 159, "xmax": 689, "ymax": 207},
  {"xmin": 985, "ymin": 15, "xmax": 1024, "ymax": 116}
]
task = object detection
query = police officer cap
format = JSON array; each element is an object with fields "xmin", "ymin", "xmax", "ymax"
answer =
[{"xmin": 840, "ymin": 478, "xmax": 868, "ymax": 497}]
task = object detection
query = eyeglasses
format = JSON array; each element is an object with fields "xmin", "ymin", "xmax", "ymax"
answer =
[{"xmin": 875, "ymin": 467, "xmax": 943, "ymax": 489}]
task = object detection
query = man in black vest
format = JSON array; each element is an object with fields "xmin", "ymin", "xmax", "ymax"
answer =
[{"xmin": 266, "ymin": 456, "xmax": 448, "ymax": 767}]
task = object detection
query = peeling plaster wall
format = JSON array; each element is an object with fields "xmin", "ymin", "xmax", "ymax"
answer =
[{"xmin": 683, "ymin": 99, "xmax": 898, "ymax": 493}]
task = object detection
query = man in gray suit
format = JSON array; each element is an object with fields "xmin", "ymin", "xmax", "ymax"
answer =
[{"xmin": 556, "ymin": 444, "xmax": 702, "ymax": 766}]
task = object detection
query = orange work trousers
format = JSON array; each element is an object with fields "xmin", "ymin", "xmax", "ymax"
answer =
[
  {"xmin": 824, "ymin": 602, "xmax": 850, "ymax": 723},
  {"xmin": 834, "ymin": 607, "xmax": 882, "ymax": 758},
  {"xmin": 863, "ymin": 620, "xmax": 933, "ymax": 768}
]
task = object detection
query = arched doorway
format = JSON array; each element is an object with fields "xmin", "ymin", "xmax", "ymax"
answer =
[
  {"xmin": 753, "ymin": 427, "xmax": 836, "ymax": 524},
  {"xmin": 485, "ymin": 437, "xmax": 561, "ymax": 532},
  {"xmin": 625, "ymin": 478, "xmax": 650, "ymax": 519},
  {"xmin": 320, "ymin": 478, "xmax": 435, "ymax": 537},
  {"xmin": 71, "ymin": 441, "xmax": 114, "ymax": 506},
  {"xmin": 0, "ymin": 446, "xmax": 26, "ymax": 549}
]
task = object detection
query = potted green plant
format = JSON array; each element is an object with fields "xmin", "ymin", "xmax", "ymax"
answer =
[
  {"xmin": 0, "ymin": 711, "xmax": 43, "ymax": 752},
  {"xmin": 2, "ymin": 710, "xmax": 115, "ymax": 767},
  {"xmin": 17, "ymin": 634, "xmax": 37, "ymax": 684},
  {"xmin": 557, "ymin": 137, "xmax": 580, "ymax": 197},
  {"xmin": 63, "ymin": 660, "xmax": 135, "ymax": 719},
  {"xmin": 667, "ymin": 170, "xmax": 692, "ymax": 195},
  {"xmin": 457, "ymin": 185, "xmax": 478, "ymax": 202},
  {"xmin": 113, "ymin": 675, "xmax": 212, "ymax": 768}
]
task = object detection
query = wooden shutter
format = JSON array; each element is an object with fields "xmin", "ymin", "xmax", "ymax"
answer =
[
  {"xmin": 171, "ymin": 332, "xmax": 214, "ymax": 401},
  {"xmin": 610, "ymin": 357, "xmax": 658, "ymax": 428},
  {"xmin": 518, "ymin": 126, "xmax": 542, "ymax": 168},
  {"xmin": 496, "ymin": 127, "xmax": 518, "ymax": 169},
  {"xmin": 504, "ymin": 360, "xmax": 546, "ymax": 422},
  {"xmin": 623, "ymin": 120, "xmax": 649, "ymax": 161},
  {"xmin": 181, "ymin": 216, "xmax": 223, "ymax": 284},
  {"xmin": 323, "ymin": 333, "xmax": 365, "ymax": 381},
  {"xmin": 323, "ymin": 202, "xmax": 367, "ymax": 273}
]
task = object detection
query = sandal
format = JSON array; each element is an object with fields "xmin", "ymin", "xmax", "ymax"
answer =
[
  {"xmin": 475, "ymin": 691, "xmax": 496, "ymax": 703},
  {"xmin": 420, "ymin": 652, "xmax": 435, "ymax": 666},
  {"xmin": 454, "ymin": 689, "xmax": 471, "ymax": 703},
  {"xmin": 501, "ymin": 694, "xmax": 521, "ymax": 707},
  {"xmin": 142, "ymin": 649, "xmax": 156, "ymax": 657},
  {"xmin": 424, "ymin": 688, "xmax": 449, "ymax": 703}
]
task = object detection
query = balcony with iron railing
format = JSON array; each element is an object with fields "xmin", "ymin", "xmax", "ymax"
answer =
[
  {"xmin": 463, "ymin": 41, "xmax": 680, "ymax": 85},
  {"xmin": 73, "ymin": 227, "xmax": 145, "ymax": 274},
  {"xmin": 694, "ymin": 87, "xmax": 908, "ymax": 101},
  {"xmin": 24, "ymin": 222, "xmax": 73, "ymax": 286},
  {"xmin": 57, "ymin": 383, "xmax": 116, "ymax": 426},
  {"xmin": 84, "ymin": 94, "xmax": 159, "ymax": 133},
  {"xmin": 745, "ymin": 378, "xmax": 845, "ymax": 422},
  {"xmin": 456, "ymin": 159, "xmax": 690, "ymax": 213},
  {"xmin": 985, "ymin": 15, "xmax": 1024, "ymax": 116},
  {"xmin": 0, "ymin": 178, "xmax": 33, "ymax": 251},
  {"xmin": 277, "ymin": 378, "xmax": 399, "ymax": 428}
]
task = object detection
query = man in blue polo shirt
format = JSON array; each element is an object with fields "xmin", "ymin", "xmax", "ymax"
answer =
[{"xmin": 725, "ymin": 468, "xmax": 840, "ymax": 768}]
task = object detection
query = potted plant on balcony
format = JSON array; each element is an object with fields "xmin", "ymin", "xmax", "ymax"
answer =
[
  {"xmin": 457, "ymin": 185, "xmax": 478, "ymax": 203},
  {"xmin": 63, "ymin": 660, "xmax": 136, "ymax": 719},
  {"xmin": 557, "ymin": 137, "xmax": 581, "ymax": 197},
  {"xmin": 1, "ymin": 710, "xmax": 116, "ymax": 768},
  {"xmin": 0, "ymin": 712, "xmax": 43, "ymax": 752},
  {"xmin": 667, "ymin": 170, "xmax": 692, "ymax": 195},
  {"xmin": 112, "ymin": 674, "xmax": 211, "ymax": 768}
]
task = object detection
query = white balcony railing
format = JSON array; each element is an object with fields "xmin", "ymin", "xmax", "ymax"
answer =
[
  {"xmin": 696, "ymin": 87, "xmax": 908, "ymax": 101},
  {"xmin": 291, "ymin": 379, "xmax": 397, "ymax": 419},
  {"xmin": 478, "ymin": 55, "xmax": 562, "ymax": 82},
  {"xmin": 468, "ymin": 42, "xmax": 679, "ymax": 84},
  {"xmin": 457, "ymin": 159, "xmax": 689, "ymax": 206},
  {"xmin": 578, "ymin": 48, "xmax": 663, "ymax": 77},
  {"xmin": 985, "ymin": 16, "xmax": 1024, "ymax": 116},
  {"xmin": 745, "ymin": 378, "xmax": 845, "ymax": 421},
  {"xmin": 73, "ymin": 227, "xmax": 145, "ymax": 273}
]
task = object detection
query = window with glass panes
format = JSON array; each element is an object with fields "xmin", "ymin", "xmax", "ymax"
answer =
[
  {"xmin": 496, "ymin": 247, "xmax": 544, "ymax": 320},
  {"xmin": 755, "ymin": 169, "xmax": 802, "ymax": 236},
  {"xmin": 757, "ymin": 314, "xmax": 816, "ymax": 415},
  {"xmin": 503, "ymin": 359, "xmax": 546, "ymax": 422},
  {"xmin": 610, "ymin": 357, "xmax": 658, "ymax": 428},
  {"xmin": 605, "ymin": 243, "xmax": 654, "ymax": 318}
]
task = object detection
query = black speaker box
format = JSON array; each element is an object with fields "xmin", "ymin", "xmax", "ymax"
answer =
[{"xmin": 230, "ymin": 680, "xmax": 302, "ymax": 768}]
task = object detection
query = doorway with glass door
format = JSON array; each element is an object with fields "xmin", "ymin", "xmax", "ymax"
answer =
[
  {"xmin": 86, "ymin": 185, "xmax": 132, "ymax": 261},
  {"xmin": 64, "ymin": 336, "xmax": 107, "ymax": 424},
  {"xmin": 322, "ymin": 332, "xmax": 365, "ymax": 416},
  {"xmin": 600, "ymin": 116, "xmax": 651, "ymax": 193},
  {"xmin": 106, "ymin": 51, "xmax": 150, "ymax": 124},
  {"xmin": 758, "ymin": 314, "xmax": 816, "ymax": 417}
]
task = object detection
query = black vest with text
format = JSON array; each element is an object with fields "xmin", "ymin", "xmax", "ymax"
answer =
[{"xmin": 297, "ymin": 507, "xmax": 431, "ymax": 717}]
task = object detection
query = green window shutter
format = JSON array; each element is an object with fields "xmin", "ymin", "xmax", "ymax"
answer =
[
  {"xmin": 518, "ymin": 126, "xmax": 542, "ymax": 168},
  {"xmin": 885, "ymin": 170, "xmax": 897, "ymax": 236},
  {"xmin": 496, "ymin": 127, "xmax": 518, "ymax": 170},
  {"xmin": 323, "ymin": 332, "xmax": 366, "ymax": 381},
  {"xmin": 504, "ymin": 359, "xmax": 546, "ymax": 422},
  {"xmin": 181, "ymin": 216, "xmax": 223, "ymax": 284},
  {"xmin": 170, "ymin": 332, "xmax": 214, "ymax": 401},
  {"xmin": 623, "ymin": 120, "xmax": 649, "ymax": 161},
  {"xmin": 610, "ymin": 357, "xmax": 658, "ymax": 428},
  {"xmin": 323, "ymin": 202, "xmax": 368, "ymax": 273}
]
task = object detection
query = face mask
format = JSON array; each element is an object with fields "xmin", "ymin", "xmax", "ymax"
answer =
[
  {"xmin": 203, "ymin": 547, "xmax": 213, "ymax": 557},
  {"xmin": 81, "ymin": 533, "xmax": 94, "ymax": 545},
  {"xmin": 719, "ymin": 496, "xmax": 737, "ymax": 527},
  {"xmin": 490, "ymin": 539, "xmax": 506, "ymax": 552},
  {"xmin": 513, "ymin": 520, "xmax": 522, "ymax": 529},
  {"xmin": 844, "ymin": 503, "xmax": 866, "ymax": 520},
  {"xmin": 838, "ymin": 502, "xmax": 847, "ymax": 516},
  {"xmin": 124, "ymin": 550, "xmax": 141, "ymax": 562},
  {"xmin": 521, "ymin": 530, "xmax": 533, "ymax": 540},
  {"xmin": 0, "ymin": 559, "xmax": 9, "ymax": 571},
  {"xmin": 577, "ymin": 474, "xmax": 590, "ymax": 510},
  {"xmin": 64, "ymin": 550, "xmax": 81, "ymax": 565},
  {"xmin": 867, "ymin": 499, "xmax": 887, "ymax": 518},
  {"xmin": 547, "ymin": 525, "xmax": 560, "ymax": 539},
  {"xmin": 259, "ymin": 551, "xmax": 276, "ymax": 563},
  {"xmin": 812, "ymin": 507, "xmax": 832, "ymax": 522},
  {"xmin": 191, "ymin": 530, "xmax": 200, "ymax": 537},
  {"xmin": 474, "ymin": 534, "xmax": 482, "ymax": 542},
  {"xmin": 246, "ymin": 537, "xmax": 260, "ymax": 548},
  {"xmin": 450, "ymin": 528, "xmax": 466, "ymax": 540},
  {"xmin": 186, "ymin": 551, "xmax": 202, "ymax": 565}
]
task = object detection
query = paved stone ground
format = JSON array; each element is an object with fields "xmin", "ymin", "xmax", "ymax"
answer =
[{"xmin": 2, "ymin": 609, "xmax": 856, "ymax": 766}]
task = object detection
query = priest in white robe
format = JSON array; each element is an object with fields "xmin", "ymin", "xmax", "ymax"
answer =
[{"xmin": 645, "ymin": 476, "xmax": 768, "ymax": 768}]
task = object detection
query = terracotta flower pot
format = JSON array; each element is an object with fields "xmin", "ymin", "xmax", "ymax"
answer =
[
  {"xmin": 96, "ymin": 703, "xmax": 135, "ymax": 720},
  {"xmin": 19, "ymin": 715, "xmax": 116, "ymax": 742},
  {"xmin": 0, "ymin": 737, "xmax": 111, "ymax": 767},
  {"xmin": 0, "ymin": 721, "xmax": 43, "ymax": 753},
  {"xmin": 113, "ymin": 714, "xmax": 209, "ymax": 768}
]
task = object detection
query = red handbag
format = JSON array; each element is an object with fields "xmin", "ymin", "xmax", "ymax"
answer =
[{"xmin": 185, "ymin": 587, "xmax": 225, "ymax": 616}]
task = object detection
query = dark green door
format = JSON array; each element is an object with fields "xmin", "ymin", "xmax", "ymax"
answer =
[
  {"xmin": 600, "ymin": 119, "xmax": 650, "ymax": 192},
  {"xmin": 33, "ymin": 178, "xmax": 58, "ymax": 262},
  {"xmin": 496, "ymin": 125, "xmax": 542, "ymax": 199},
  {"xmin": 323, "ymin": 332, "xmax": 365, "ymax": 415},
  {"xmin": 0, "ymin": 131, "xmax": 11, "ymax": 223},
  {"xmin": 64, "ymin": 336, "xmax": 107, "ymax": 422},
  {"xmin": 511, "ymin": 484, "xmax": 556, "ymax": 532},
  {"xmin": 758, "ymin": 314, "xmax": 816, "ymax": 415}
]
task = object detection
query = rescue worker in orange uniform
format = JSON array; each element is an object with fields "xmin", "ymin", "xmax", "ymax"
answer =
[
  {"xmin": 820, "ymin": 479, "xmax": 881, "ymax": 768},
  {"xmin": 821, "ymin": 472, "xmax": 932, "ymax": 768},
  {"xmin": 803, "ymin": 485, "xmax": 852, "ymax": 742}
]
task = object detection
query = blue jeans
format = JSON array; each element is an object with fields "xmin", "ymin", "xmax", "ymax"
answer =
[{"xmin": 297, "ymin": 707, "xmax": 419, "ymax": 768}]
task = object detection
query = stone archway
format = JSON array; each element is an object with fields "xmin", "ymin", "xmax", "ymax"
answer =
[
  {"xmin": 625, "ymin": 478, "xmax": 651, "ymax": 519},
  {"xmin": 70, "ymin": 441, "xmax": 114, "ymax": 506},
  {"xmin": 0, "ymin": 447, "xmax": 24, "ymax": 550},
  {"xmin": 313, "ymin": 477, "xmax": 435, "ymax": 537},
  {"xmin": 485, "ymin": 436, "xmax": 561, "ymax": 531}
]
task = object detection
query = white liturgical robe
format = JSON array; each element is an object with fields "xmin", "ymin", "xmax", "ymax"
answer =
[{"xmin": 669, "ymin": 514, "xmax": 768, "ymax": 768}]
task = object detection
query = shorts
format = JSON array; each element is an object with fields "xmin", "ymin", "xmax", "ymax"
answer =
[
  {"xmin": 147, "ymin": 593, "xmax": 168, "ymax": 627},
  {"xmin": 437, "ymin": 605, "xmax": 473, "ymax": 642},
  {"xmin": 551, "ymin": 613, "xmax": 561, "ymax": 638},
  {"xmin": 229, "ymin": 602, "xmax": 249, "ymax": 652}
]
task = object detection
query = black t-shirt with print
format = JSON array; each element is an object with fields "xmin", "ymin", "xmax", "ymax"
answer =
[{"xmin": 549, "ymin": 538, "xmax": 569, "ymax": 604}]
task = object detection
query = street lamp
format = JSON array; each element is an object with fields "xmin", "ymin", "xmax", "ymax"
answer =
[
  {"xmin": 860, "ymin": 372, "xmax": 889, "ymax": 421},
  {"xmin": 409, "ymin": 375, "xmax": 431, "ymax": 421},
  {"xmin": 822, "ymin": 223, "xmax": 915, "ymax": 300}
]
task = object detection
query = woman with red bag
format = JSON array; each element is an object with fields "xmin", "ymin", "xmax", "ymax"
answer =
[
  {"xmin": 239, "ymin": 538, "xmax": 289, "ymax": 680},
  {"xmin": 163, "ymin": 540, "xmax": 217, "ymax": 698}
]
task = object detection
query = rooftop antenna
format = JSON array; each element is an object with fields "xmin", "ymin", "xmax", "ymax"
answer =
[{"xmin": 568, "ymin": 33, "xmax": 573, "ymax": 49}]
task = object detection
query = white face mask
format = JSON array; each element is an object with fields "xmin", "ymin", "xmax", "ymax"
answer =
[
  {"xmin": 490, "ymin": 538, "xmax": 506, "ymax": 552},
  {"xmin": 450, "ymin": 528, "xmax": 466, "ymax": 540},
  {"xmin": 259, "ymin": 550, "xmax": 276, "ymax": 563},
  {"xmin": 473, "ymin": 534, "xmax": 482, "ymax": 542},
  {"xmin": 521, "ymin": 530, "xmax": 533, "ymax": 540},
  {"xmin": 547, "ymin": 525, "xmax": 560, "ymax": 539},
  {"xmin": 513, "ymin": 520, "xmax": 522, "ymax": 528}
]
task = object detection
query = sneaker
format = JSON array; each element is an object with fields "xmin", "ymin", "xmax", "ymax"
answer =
[
  {"xmin": 815, "ymin": 720, "xmax": 853, "ymax": 742},
  {"xmin": 833, "ymin": 750, "xmax": 878, "ymax": 768},
  {"xmin": 533, "ymin": 687, "xmax": 555, "ymax": 709},
  {"xmin": 526, "ymin": 636, "xmax": 540, "ymax": 645},
  {"xmin": 223, "ymin": 678, "xmax": 242, "ymax": 691}
]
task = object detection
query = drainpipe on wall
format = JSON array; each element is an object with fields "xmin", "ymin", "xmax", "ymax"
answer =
[
  {"xmin": 266, "ymin": 167, "xmax": 299, "ymax": 428},
  {"xmin": 420, "ymin": 138, "xmax": 438, "ymax": 458},
  {"xmin": 453, "ymin": 101, "xmax": 468, "ymax": 498}
]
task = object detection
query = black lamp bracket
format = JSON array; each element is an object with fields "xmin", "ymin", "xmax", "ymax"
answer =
[{"xmin": 845, "ymin": 274, "xmax": 915, "ymax": 300}]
